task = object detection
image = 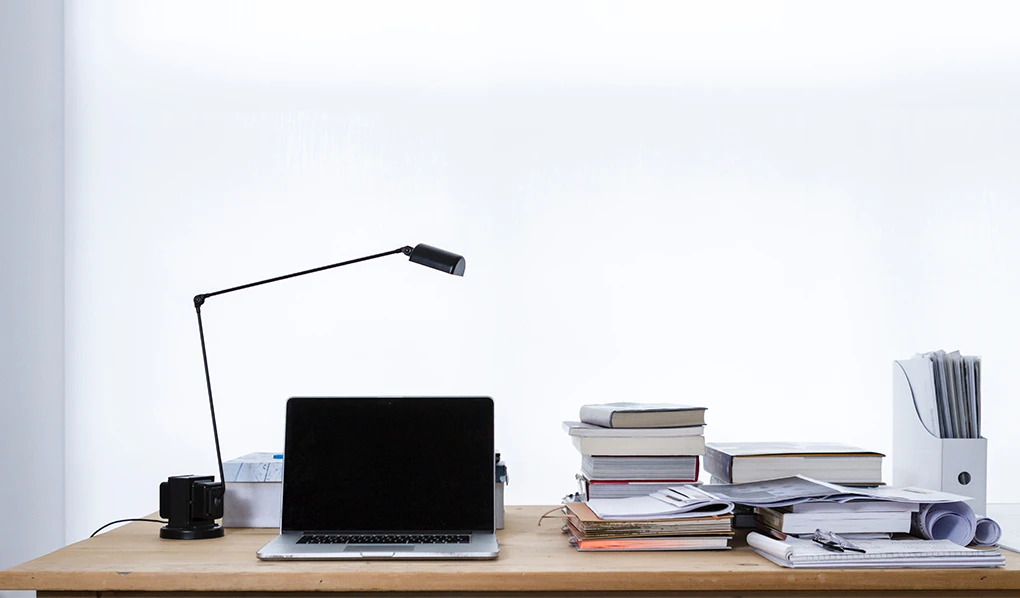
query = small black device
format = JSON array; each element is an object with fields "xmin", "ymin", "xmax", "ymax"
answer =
[{"xmin": 158, "ymin": 475, "xmax": 225, "ymax": 539}]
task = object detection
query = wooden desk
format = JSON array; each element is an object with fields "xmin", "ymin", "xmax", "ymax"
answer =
[{"xmin": 2, "ymin": 506, "xmax": 1019, "ymax": 597}]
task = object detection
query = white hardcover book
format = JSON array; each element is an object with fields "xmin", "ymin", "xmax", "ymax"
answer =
[
  {"xmin": 756, "ymin": 507, "xmax": 913, "ymax": 535},
  {"xmin": 579, "ymin": 403, "xmax": 707, "ymax": 428},
  {"xmin": 572, "ymin": 434, "xmax": 705, "ymax": 457},
  {"xmin": 581, "ymin": 455, "xmax": 699, "ymax": 481}
]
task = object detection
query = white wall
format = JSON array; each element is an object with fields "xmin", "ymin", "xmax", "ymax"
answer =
[
  {"xmin": 0, "ymin": 0, "xmax": 65, "ymax": 592},
  {"xmin": 64, "ymin": 1, "xmax": 1020, "ymax": 542}
]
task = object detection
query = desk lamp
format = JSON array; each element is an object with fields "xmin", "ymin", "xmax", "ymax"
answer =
[{"xmin": 158, "ymin": 244, "xmax": 466, "ymax": 539}]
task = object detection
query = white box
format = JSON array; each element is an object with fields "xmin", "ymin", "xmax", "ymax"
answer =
[
  {"xmin": 893, "ymin": 360, "xmax": 987, "ymax": 515},
  {"xmin": 223, "ymin": 452, "xmax": 283, "ymax": 528}
]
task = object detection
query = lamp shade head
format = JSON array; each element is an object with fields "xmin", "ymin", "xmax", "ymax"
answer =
[{"xmin": 408, "ymin": 243, "xmax": 465, "ymax": 276}]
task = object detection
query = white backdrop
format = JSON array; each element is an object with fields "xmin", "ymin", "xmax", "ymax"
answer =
[{"xmin": 64, "ymin": 1, "xmax": 1020, "ymax": 542}]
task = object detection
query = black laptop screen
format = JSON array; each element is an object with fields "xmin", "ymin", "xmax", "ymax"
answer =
[{"xmin": 281, "ymin": 397, "xmax": 494, "ymax": 533}]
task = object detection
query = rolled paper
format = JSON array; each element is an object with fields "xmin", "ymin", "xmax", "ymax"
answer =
[
  {"xmin": 973, "ymin": 517, "xmax": 1003, "ymax": 546},
  {"xmin": 911, "ymin": 501, "xmax": 977, "ymax": 546}
]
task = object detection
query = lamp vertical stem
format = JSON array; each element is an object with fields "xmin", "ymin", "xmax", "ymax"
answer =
[{"xmin": 195, "ymin": 304, "xmax": 226, "ymax": 485}]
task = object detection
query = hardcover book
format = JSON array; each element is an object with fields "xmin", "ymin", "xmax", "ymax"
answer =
[
  {"xmin": 579, "ymin": 403, "xmax": 707, "ymax": 429},
  {"xmin": 581, "ymin": 455, "xmax": 700, "ymax": 481},
  {"xmin": 704, "ymin": 442, "xmax": 884, "ymax": 485},
  {"xmin": 755, "ymin": 505, "xmax": 913, "ymax": 535},
  {"xmin": 571, "ymin": 434, "xmax": 706, "ymax": 457}
]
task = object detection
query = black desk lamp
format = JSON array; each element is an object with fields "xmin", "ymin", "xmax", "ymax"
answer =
[{"xmin": 158, "ymin": 244, "xmax": 466, "ymax": 539}]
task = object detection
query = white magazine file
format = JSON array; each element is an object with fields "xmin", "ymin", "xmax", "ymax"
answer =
[{"xmin": 893, "ymin": 360, "xmax": 987, "ymax": 516}]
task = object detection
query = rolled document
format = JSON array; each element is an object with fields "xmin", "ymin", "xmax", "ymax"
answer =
[
  {"xmin": 973, "ymin": 517, "xmax": 1003, "ymax": 546},
  {"xmin": 911, "ymin": 501, "xmax": 977, "ymax": 546}
]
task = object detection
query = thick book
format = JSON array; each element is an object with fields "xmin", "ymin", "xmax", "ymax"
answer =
[
  {"xmin": 572, "ymin": 434, "xmax": 705, "ymax": 457},
  {"xmin": 579, "ymin": 403, "xmax": 707, "ymax": 428},
  {"xmin": 755, "ymin": 506, "xmax": 913, "ymax": 535},
  {"xmin": 582, "ymin": 455, "xmax": 700, "ymax": 480},
  {"xmin": 704, "ymin": 442, "xmax": 884, "ymax": 485}
]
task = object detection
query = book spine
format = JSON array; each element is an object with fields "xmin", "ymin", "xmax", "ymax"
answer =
[
  {"xmin": 574, "ymin": 435, "xmax": 705, "ymax": 457},
  {"xmin": 755, "ymin": 507, "xmax": 785, "ymax": 532},
  {"xmin": 578, "ymin": 405, "xmax": 614, "ymax": 428},
  {"xmin": 703, "ymin": 446, "xmax": 732, "ymax": 483}
]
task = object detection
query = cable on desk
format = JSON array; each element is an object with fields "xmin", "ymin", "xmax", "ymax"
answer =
[{"xmin": 90, "ymin": 518, "xmax": 167, "ymax": 537}]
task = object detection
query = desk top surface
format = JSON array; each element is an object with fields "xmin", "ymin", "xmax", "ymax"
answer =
[{"xmin": 2, "ymin": 506, "xmax": 1020, "ymax": 593}]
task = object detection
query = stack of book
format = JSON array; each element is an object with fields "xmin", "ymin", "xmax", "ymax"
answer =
[
  {"xmin": 563, "ymin": 499, "xmax": 732, "ymax": 552},
  {"xmin": 564, "ymin": 402, "xmax": 707, "ymax": 500},
  {"xmin": 704, "ymin": 442, "xmax": 885, "ymax": 486}
]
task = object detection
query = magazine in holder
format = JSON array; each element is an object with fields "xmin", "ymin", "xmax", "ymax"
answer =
[{"xmin": 892, "ymin": 360, "xmax": 987, "ymax": 516}]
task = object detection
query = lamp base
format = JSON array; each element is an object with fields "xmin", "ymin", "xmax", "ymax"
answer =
[
  {"xmin": 158, "ymin": 475, "xmax": 226, "ymax": 540},
  {"xmin": 159, "ymin": 524, "xmax": 224, "ymax": 540}
]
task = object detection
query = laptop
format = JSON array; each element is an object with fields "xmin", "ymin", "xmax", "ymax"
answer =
[{"xmin": 257, "ymin": 397, "xmax": 499, "ymax": 560}]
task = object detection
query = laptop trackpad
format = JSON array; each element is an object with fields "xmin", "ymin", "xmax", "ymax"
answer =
[{"xmin": 355, "ymin": 545, "xmax": 416, "ymax": 552}]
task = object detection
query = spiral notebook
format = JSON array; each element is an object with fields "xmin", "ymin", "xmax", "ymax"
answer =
[{"xmin": 746, "ymin": 532, "xmax": 1005, "ymax": 569}]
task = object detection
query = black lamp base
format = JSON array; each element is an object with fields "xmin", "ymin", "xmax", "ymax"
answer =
[
  {"xmin": 159, "ymin": 524, "xmax": 224, "ymax": 540},
  {"xmin": 158, "ymin": 475, "xmax": 226, "ymax": 540}
]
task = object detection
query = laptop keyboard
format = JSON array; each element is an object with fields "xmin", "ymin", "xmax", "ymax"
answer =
[{"xmin": 297, "ymin": 534, "xmax": 471, "ymax": 545}]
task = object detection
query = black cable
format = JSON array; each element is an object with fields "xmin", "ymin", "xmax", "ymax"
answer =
[{"xmin": 90, "ymin": 518, "xmax": 167, "ymax": 538}]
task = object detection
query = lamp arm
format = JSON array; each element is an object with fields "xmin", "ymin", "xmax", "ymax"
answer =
[
  {"xmin": 193, "ymin": 246, "xmax": 412, "ymax": 308},
  {"xmin": 193, "ymin": 245, "xmax": 413, "ymax": 483}
]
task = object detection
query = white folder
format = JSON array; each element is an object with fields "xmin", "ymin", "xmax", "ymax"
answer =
[{"xmin": 893, "ymin": 359, "xmax": 987, "ymax": 516}]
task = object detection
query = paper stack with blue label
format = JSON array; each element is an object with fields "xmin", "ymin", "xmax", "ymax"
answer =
[{"xmin": 564, "ymin": 402, "xmax": 707, "ymax": 500}]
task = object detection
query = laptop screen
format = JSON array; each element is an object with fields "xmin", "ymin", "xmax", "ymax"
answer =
[{"xmin": 281, "ymin": 397, "xmax": 494, "ymax": 533}]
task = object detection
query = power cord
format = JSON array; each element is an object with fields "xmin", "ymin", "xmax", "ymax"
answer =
[{"xmin": 90, "ymin": 518, "xmax": 167, "ymax": 538}]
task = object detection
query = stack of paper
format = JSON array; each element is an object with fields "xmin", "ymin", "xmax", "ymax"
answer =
[
  {"xmin": 905, "ymin": 350, "xmax": 982, "ymax": 439},
  {"xmin": 587, "ymin": 486, "xmax": 733, "ymax": 520},
  {"xmin": 687, "ymin": 476, "xmax": 973, "ymax": 510},
  {"xmin": 665, "ymin": 476, "xmax": 1005, "ymax": 542},
  {"xmin": 563, "ymin": 501, "xmax": 732, "ymax": 552}
]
